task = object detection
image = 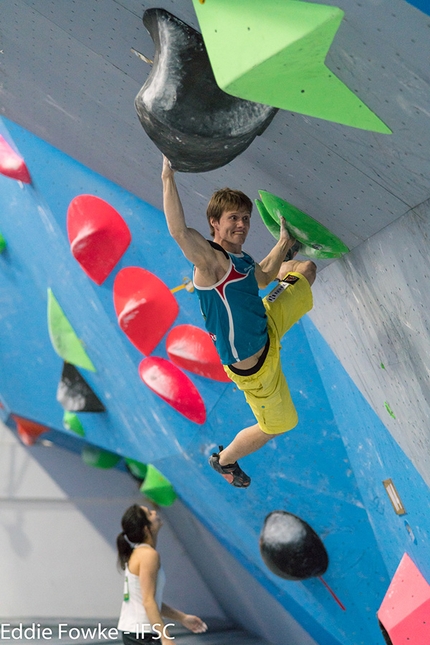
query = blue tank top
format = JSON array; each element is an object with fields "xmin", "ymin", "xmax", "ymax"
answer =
[{"xmin": 194, "ymin": 242, "xmax": 268, "ymax": 364}]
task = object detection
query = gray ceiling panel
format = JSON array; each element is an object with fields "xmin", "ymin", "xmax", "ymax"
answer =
[
  {"xmin": 302, "ymin": 0, "xmax": 430, "ymax": 206},
  {"xmin": 20, "ymin": 0, "xmax": 149, "ymax": 83}
]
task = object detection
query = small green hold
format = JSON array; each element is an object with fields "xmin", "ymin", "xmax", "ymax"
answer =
[
  {"xmin": 380, "ymin": 363, "xmax": 385, "ymax": 370},
  {"xmin": 63, "ymin": 411, "xmax": 85, "ymax": 437},
  {"xmin": 125, "ymin": 458, "xmax": 148, "ymax": 480},
  {"xmin": 82, "ymin": 445, "xmax": 121, "ymax": 469},
  {"xmin": 140, "ymin": 464, "xmax": 177, "ymax": 507},
  {"xmin": 0, "ymin": 232, "xmax": 7, "ymax": 253},
  {"xmin": 384, "ymin": 402, "xmax": 396, "ymax": 419}
]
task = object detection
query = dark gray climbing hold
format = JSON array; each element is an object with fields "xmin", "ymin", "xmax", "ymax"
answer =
[
  {"xmin": 259, "ymin": 510, "xmax": 329, "ymax": 580},
  {"xmin": 135, "ymin": 8, "xmax": 277, "ymax": 173},
  {"xmin": 56, "ymin": 362, "xmax": 105, "ymax": 412}
]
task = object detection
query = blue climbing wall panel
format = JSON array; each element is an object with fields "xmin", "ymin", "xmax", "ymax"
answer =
[
  {"xmin": 1, "ymin": 117, "xmax": 430, "ymax": 645},
  {"xmin": 405, "ymin": 0, "xmax": 430, "ymax": 15}
]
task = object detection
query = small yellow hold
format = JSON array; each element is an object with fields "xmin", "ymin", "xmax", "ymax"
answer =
[{"xmin": 171, "ymin": 277, "xmax": 194, "ymax": 294}]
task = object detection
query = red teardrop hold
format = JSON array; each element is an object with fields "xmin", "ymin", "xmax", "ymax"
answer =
[
  {"xmin": 0, "ymin": 135, "xmax": 31, "ymax": 183},
  {"xmin": 114, "ymin": 267, "xmax": 179, "ymax": 356},
  {"xmin": 166, "ymin": 324, "xmax": 230, "ymax": 382},
  {"xmin": 11, "ymin": 414, "xmax": 49, "ymax": 446},
  {"xmin": 138, "ymin": 356, "xmax": 206, "ymax": 424},
  {"xmin": 67, "ymin": 194, "xmax": 131, "ymax": 285}
]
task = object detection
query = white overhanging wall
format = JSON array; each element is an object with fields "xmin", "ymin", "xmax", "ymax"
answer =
[{"xmin": 309, "ymin": 197, "xmax": 430, "ymax": 488}]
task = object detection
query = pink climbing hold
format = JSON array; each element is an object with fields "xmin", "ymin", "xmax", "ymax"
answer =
[
  {"xmin": 139, "ymin": 356, "xmax": 206, "ymax": 424},
  {"xmin": 11, "ymin": 414, "xmax": 49, "ymax": 446},
  {"xmin": 67, "ymin": 194, "xmax": 131, "ymax": 285},
  {"xmin": 0, "ymin": 135, "xmax": 31, "ymax": 183},
  {"xmin": 166, "ymin": 324, "xmax": 230, "ymax": 382},
  {"xmin": 113, "ymin": 267, "xmax": 179, "ymax": 356},
  {"xmin": 377, "ymin": 553, "xmax": 430, "ymax": 644}
]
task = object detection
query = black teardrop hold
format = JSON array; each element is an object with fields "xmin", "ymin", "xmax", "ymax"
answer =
[
  {"xmin": 259, "ymin": 510, "xmax": 329, "ymax": 580},
  {"xmin": 135, "ymin": 8, "xmax": 278, "ymax": 173}
]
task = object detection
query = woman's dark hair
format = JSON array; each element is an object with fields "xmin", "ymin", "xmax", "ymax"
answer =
[{"xmin": 117, "ymin": 504, "xmax": 152, "ymax": 570}]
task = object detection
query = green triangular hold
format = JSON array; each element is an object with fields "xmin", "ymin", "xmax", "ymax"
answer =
[
  {"xmin": 63, "ymin": 411, "xmax": 85, "ymax": 437},
  {"xmin": 193, "ymin": 0, "xmax": 391, "ymax": 133},
  {"xmin": 82, "ymin": 445, "xmax": 121, "ymax": 469},
  {"xmin": 47, "ymin": 289, "xmax": 96, "ymax": 372},
  {"xmin": 125, "ymin": 458, "xmax": 148, "ymax": 480},
  {"xmin": 140, "ymin": 464, "xmax": 177, "ymax": 507},
  {"xmin": 0, "ymin": 232, "xmax": 7, "ymax": 253}
]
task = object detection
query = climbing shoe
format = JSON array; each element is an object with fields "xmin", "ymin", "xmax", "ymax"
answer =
[
  {"xmin": 284, "ymin": 241, "xmax": 302, "ymax": 261},
  {"xmin": 209, "ymin": 446, "xmax": 251, "ymax": 488}
]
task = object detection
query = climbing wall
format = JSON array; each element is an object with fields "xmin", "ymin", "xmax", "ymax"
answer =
[
  {"xmin": 309, "ymin": 202, "xmax": 430, "ymax": 489},
  {"xmin": 2, "ymin": 2, "xmax": 430, "ymax": 645},
  {"xmin": 1, "ymin": 115, "xmax": 430, "ymax": 645},
  {"xmin": 2, "ymin": 0, "xmax": 430, "ymax": 262}
]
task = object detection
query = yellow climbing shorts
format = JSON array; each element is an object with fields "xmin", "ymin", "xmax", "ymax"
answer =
[{"xmin": 223, "ymin": 272, "xmax": 313, "ymax": 435}]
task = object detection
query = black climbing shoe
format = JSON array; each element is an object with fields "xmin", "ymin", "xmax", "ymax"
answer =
[
  {"xmin": 284, "ymin": 241, "xmax": 302, "ymax": 261},
  {"xmin": 209, "ymin": 446, "xmax": 251, "ymax": 488}
]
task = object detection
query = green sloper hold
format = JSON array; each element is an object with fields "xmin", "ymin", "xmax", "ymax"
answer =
[
  {"xmin": 192, "ymin": 0, "xmax": 391, "ymax": 134},
  {"xmin": 0, "ymin": 232, "xmax": 6, "ymax": 253},
  {"xmin": 63, "ymin": 411, "xmax": 85, "ymax": 437},
  {"xmin": 259, "ymin": 190, "xmax": 349, "ymax": 259},
  {"xmin": 47, "ymin": 289, "xmax": 96, "ymax": 372},
  {"xmin": 256, "ymin": 198, "xmax": 343, "ymax": 260},
  {"xmin": 256, "ymin": 198, "xmax": 335, "ymax": 260},
  {"xmin": 140, "ymin": 464, "xmax": 177, "ymax": 507},
  {"xmin": 255, "ymin": 199, "xmax": 282, "ymax": 240},
  {"xmin": 82, "ymin": 445, "xmax": 121, "ymax": 469},
  {"xmin": 125, "ymin": 458, "xmax": 148, "ymax": 480}
]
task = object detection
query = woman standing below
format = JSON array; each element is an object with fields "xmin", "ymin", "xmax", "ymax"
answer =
[{"xmin": 117, "ymin": 504, "xmax": 208, "ymax": 645}]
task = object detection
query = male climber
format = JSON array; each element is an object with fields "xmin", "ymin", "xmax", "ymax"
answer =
[{"xmin": 161, "ymin": 156, "xmax": 316, "ymax": 488}]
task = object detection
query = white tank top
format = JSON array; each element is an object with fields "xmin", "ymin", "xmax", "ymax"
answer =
[{"xmin": 117, "ymin": 544, "xmax": 166, "ymax": 634}]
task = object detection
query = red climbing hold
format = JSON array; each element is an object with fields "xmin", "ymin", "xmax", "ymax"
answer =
[
  {"xmin": 114, "ymin": 267, "xmax": 179, "ymax": 356},
  {"xmin": 0, "ymin": 135, "xmax": 31, "ymax": 183},
  {"xmin": 378, "ymin": 553, "xmax": 430, "ymax": 645},
  {"xmin": 11, "ymin": 414, "xmax": 49, "ymax": 446},
  {"xmin": 166, "ymin": 324, "xmax": 230, "ymax": 382},
  {"xmin": 138, "ymin": 356, "xmax": 206, "ymax": 424},
  {"xmin": 67, "ymin": 194, "xmax": 131, "ymax": 285}
]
